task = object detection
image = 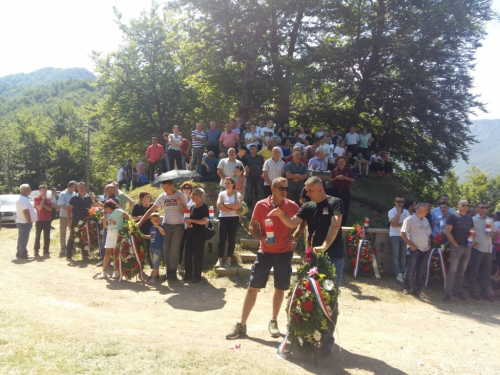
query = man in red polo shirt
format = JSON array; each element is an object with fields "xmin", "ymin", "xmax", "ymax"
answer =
[
  {"xmin": 219, "ymin": 122, "xmax": 240, "ymax": 154},
  {"xmin": 329, "ymin": 155, "xmax": 355, "ymax": 226},
  {"xmin": 226, "ymin": 177, "xmax": 302, "ymax": 340},
  {"xmin": 33, "ymin": 184, "xmax": 54, "ymax": 256},
  {"xmin": 146, "ymin": 137, "xmax": 164, "ymax": 183}
]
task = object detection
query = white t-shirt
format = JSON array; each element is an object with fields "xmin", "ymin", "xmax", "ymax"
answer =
[
  {"xmin": 261, "ymin": 128, "xmax": 274, "ymax": 144},
  {"xmin": 319, "ymin": 143, "xmax": 330, "ymax": 164},
  {"xmin": 388, "ymin": 207, "xmax": 410, "ymax": 237},
  {"xmin": 345, "ymin": 132, "xmax": 359, "ymax": 145},
  {"xmin": 168, "ymin": 134, "xmax": 183, "ymax": 151},
  {"xmin": 255, "ymin": 127, "xmax": 262, "ymax": 145},
  {"xmin": 333, "ymin": 146, "xmax": 345, "ymax": 157},
  {"xmin": 117, "ymin": 168, "xmax": 125, "ymax": 182},
  {"xmin": 370, "ymin": 154, "xmax": 382, "ymax": 165},
  {"xmin": 154, "ymin": 191, "xmax": 187, "ymax": 225},
  {"xmin": 244, "ymin": 132, "xmax": 259, "ymax": 148},
  {"xmin": 16, "ymin": 195, "xmax": 37, "ymax": 223},
  {"xmin": 218, "ymin": 191, "xmax": 240, "ymax": 218},
  {"xmin": 401, "ymin": 215, "xmax": 431, "ymax": 251}
]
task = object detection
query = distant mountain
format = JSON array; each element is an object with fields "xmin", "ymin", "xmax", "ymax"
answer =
[
  {"xmin": 454, "ymin": 119, "xmax": 500, "ymax": 179},
  {"xmin": 0, "ymin": 67, "xmax": 96, "ymax": 99}
]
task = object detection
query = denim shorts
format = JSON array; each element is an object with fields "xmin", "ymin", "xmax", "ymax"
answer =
[
  {"xmin": 249, "ymin": 250, "xmax": 293, "ymax": 290},
  {"xmin": 150, "ymin": 247, "xmax": 163, "ymax": 269}
]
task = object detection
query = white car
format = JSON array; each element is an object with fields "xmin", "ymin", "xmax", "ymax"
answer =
[{"xmin": 0, "ymin": 195, "xmax": 18, "ymax": 224}]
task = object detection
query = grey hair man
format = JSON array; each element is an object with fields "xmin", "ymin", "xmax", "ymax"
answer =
[
  {"xmin": 15, "ymin": 184, "xmax": 37, "ymax": 259},
  {"xmin": 58, "ymin": 181, "xmax": 78, "ymax": 257}
]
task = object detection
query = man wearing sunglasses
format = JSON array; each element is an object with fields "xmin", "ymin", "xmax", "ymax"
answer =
[
  {"xmin": 226, "ymin": 177, "xmax": 300, "ymax": 340},
  {"xmin": 468, "ymin": 202, "xmax": 498, "ymax": 301},
  {"xmin": 444, "ymin": 200, "xmax": 475, "ymax": 302},
  {"xmin": 388, "ymin": 195, "xmax": 411, "ymax": 283}
]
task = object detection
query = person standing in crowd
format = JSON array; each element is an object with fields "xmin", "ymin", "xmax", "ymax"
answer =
[
  {"xmin": 284, "ymin": 146, "xmax": 306, "ymax": 164},
  {"xmin": 124, "ymin": 159, "xmax": 133, "ymax": 191},
  {"xmin": 66, "ymin": 182, "xmax": 93, "ymax": 261},
  {"xmin": 262, "ymin": 147, "xmax": 286, "ymax": 197},
  {"xmin": 138, "ymin": 180, "xmax": 187, "ymax": 282},
  {"xmin": 145, "ymin": 212, "xmax": 165, "ymax": 284},
  {"xmin": 358, "ymin": 128, "xmax": 373, "ymax": 159},
  {"xmin": 33, "ymin": 184, "xmax": 53, "ymax": 257},
  {"xmin": 329, "ymin": 155, "xmax": 355, "ymax": 226},
  {"xmin": 404, "ymin": 199, "xmax": 416, "ymax": 215},
  {"xmin": 15, "ymin": 184, "xmax": 37, "ymax": 259},
  {"xmin": 216, "ymin": 177, "xmax": 242, "ymax": 268},
  {"xmin": 220, "ymin": 122, "xmax": 240, "ymax": 154},
  {"xmin": 332, "ymin": 129, "xmax": 343, "ymax": 147},
  {"xmin": 468, "ymin": 202, "xmax": 498, "ymax": 301},
  {"xmin": 233, "ymin": 165, "xmax": 246, "ymax": 199},
  {"xmin": 168, "ymin": 125, "xmax": 183, "ymax": 171},
  {"xmin": 183, "ymin": 187, "xmax": 209, "ymax": 283},
  {"xmin": 333, "ymin": 139, "xmax": 346, "ymax": 158},
  {"xmin": 304, "ymin": 137, "xmax": 320, "ymax": 164},
  {"xmin": 258, "ymin": 136, "xmax": 277, "ymax": 162},
  {"xmin": 58, "ymin": 181, "xmax": 77, "ymax": 257},
  {"xmin": 425, "ymin": 200, "xmax": 433, "ymax": 225},
  {"xmin": 191, "ymin": 123, "xmax": 206, "ymax": 172},
  {"xmin": 431, "ymin": 194, "xmax": 455, "ymax": 224},
  {"xmin": 318, "ymin": 136, "xmax": 330, "ymax": 167},
  {"xmin": 97, "ymin": 200, "xmax": 130, "ymax": 279},
  {"xmin": 388, "ymin": 195, "xmax": 411, "ymax": 283},
  {"xmin": 112, "ymin": 182, "xmax": 134, "ymax": 211},
  {"xmin": 136, "ymin": 159, "xmax": 145, "ymax": 176},
  {"xmin": 284, "ymin": 151, "xmax": 308, "ymax": 206},
  {"xmin": 400, "ymin": 203, "xmax": 431, "ymax": 297},
  {"xmin": 244, "ymin": 124, "xmax": 260, "ymax": 150},
  {"xmin": 307, "ymin": 148, "xmax": 326, "ymax": 170},
  {"xmin": 230, "ymin": 119, "xmax": 240, "ymax": 136},
  {"xmin": 217, "ymin": 148, "xmax": 244, "ymax": 192},
  {"xmin": 268, "ymin": 176, "xmax": 344, "ymax": 353},
  {"xmin": 178, "ymin": 182, "xmax": 195, "ymax": 273},
  {"xmin": 315, "ymin": 124, "xmax": 328, "ymax": 138},
  {"xmin": 244, "ymin": 145, "xmax": 264, "ymax": 211},
  {"xmin": 235, "ymin": 145, "xmax": 248, "ymax": 164},
  {"xmin": 198, "ymin": 151, "xmax": 218, "ymax": 181},
  {"xmin": 92, "ymin": 184, "xmax": 120, "ymax": 265},
  {"xmin": 50, "ymin": 187, "xmax": 58, "ymax": 229},
  {"xmin": 242, "ymin": 121, "xmax": 252, "ymax": 138},
  {"xmin": 132, "ymin": 191, "xmax": 154, "ymax": 265},
  {"xmin": 280, "ymin": 137, "xmax": 292, "ymax": 159},
  {"xmin": 444, "ymin": 200, "xmax": 474, "ymax": 302},
  {"xmin": 226, "ymin": 177, "xmax": 300, "ymax": 340},
  {"xmin": 146, "ymin": 137, "xmax": 164, "ymax": 183},
  {"xmin": 261, "ymin": 120, "xmax": 275, "ymax": 148},
  {"xmin": 207, "ymin": 121, "xmax": 222, "ymax": 156},
  {"xmin": 345, "ymin": 126, "xmax": 359, "ymax": 156},
  {"xmin": 179, "ymin": 132, "xmax": 192, "ymax": 170},
  {"xmin": 432, "ymin": 201, "xmax": 451, "ymax": 236},
  {"xmin": 163, "ymin": 132, "xmax": 171, "ymax": 172},
  {"xmin": 117, "ymin": 165, "xmax": 126, "ymax": 189}
]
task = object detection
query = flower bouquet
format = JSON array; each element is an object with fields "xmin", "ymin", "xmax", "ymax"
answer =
[
  {"xmin": 115, "ymin": 219, "xmax": 149, "ymax": 281},
  {"xmin": 73, "ymin": 206, "xmax": 104, "ymax": 257},
  {"xmin": 346, "ymin": 223, "xmax": 379, "ymax": 278},
  {"xmin": 424, "ymin": 234, "xmax": 451, "ymax": 287},
  {"xmin": 278, "ymin": 246, "xmax": 339, "ymax": 358}
]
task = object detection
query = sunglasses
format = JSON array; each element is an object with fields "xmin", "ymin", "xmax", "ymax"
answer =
[
  {"xmin": 479, "ymin": 206, "xmax": 488, "ymax": 209},
  {"xmin": 395, "ymin": 200, "xmax": 404, "ymax": 203},
  {"xmin": 277, "ymin": 187, "xmax": 288, "ymax": 192}
]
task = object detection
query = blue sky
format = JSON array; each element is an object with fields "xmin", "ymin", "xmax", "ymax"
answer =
[{"xmin": 0, "ymin": 0, "xmax": 498, "ymax": 119}]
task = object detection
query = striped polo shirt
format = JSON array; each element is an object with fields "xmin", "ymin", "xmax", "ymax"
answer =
[
  {"xmin": 263, "ymin": 158, "xmax": 285, "ymax": 186},
  {"xmin": 191, "ymin": 130, "xmax": 207, "ymax": 148}
]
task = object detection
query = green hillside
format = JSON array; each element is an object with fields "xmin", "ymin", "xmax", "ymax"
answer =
[{"xmin": 0, "ymin": 67, "xmax": 96, "ymax": 99}]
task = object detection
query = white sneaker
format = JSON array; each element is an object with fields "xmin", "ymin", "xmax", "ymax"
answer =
[
  {"xmin": 215, "ymin": 260, "xmax": 223, "ymax": 268},
  {"xmin": 396, "ymin": 273, "xmax": 403, "ymax": 283},
  {"xmin": 223, "ymin": 261, "xmax": 232, "ymax": 268},
  {"xmin": 97, "ymin": 272, "xmax": 108, "ymax": 279},
  {"xmin": 112, "ymin": 271, "xmax": 119, "ymax": 279}
]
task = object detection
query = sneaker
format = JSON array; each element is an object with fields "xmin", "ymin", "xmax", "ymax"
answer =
[
  {"xmin": 396, "ymin": 273, "xmax": 403, "ymax": 283},
  {"xmin": 320, "ymin": 338, "xmax": 334, "ymax": 355},
  {"xmin": 147, "ymin": 276, "xmax": 157, "ymax": 284},
  {"xmin": 111, "ymin": 271, "xmax": 119, "ymax": 279},
  {"xmin": 403, "ymin": 289, "xmax": 410, "ymax": 295},
  {"xmin": 452, "ymin": 292, "xmax": 467, "ymax": 300},
  {"xmin": 444, "ymin": 294, "xmax": 451, "ymax": 302},
  {"xmin": 481, "ymin": 294, "xmax": 494, "ymax": 302},
  {"xmin": 470, "ymin": 293, "xmax": 481, "ymax": 301},
  {"xmin": 226, "ymin": 322, "xmax": 247, "ymax": 340},
  {"xmin": 96, "ymin": 261, "xmax": 104, "ymax": 267},
  {"xmin": 223, "ymin": 261, "xmax": 232, "ymax": 268},
  {"xmin": 97, "ymin": 272, "xmax": 108, "ymax": 279},
  {"xmin": 215, "ymin": 260, "xmax": 223, "ymax": 268},
  {"xmin": 268, "ymin": 319, "xmax": 280, "ymax": 338}
]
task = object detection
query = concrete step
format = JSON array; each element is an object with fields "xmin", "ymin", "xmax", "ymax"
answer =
[
  {"xmin": 241, "ymin": 238, "xmax": 298, "ymax": 250},
  {"xmin": 215, "ymin": 265, "xmax": 299, "ymax": 277},
  {"xmin": 239, "ymin": 252, "xmax": 303, "ymax": 264}
]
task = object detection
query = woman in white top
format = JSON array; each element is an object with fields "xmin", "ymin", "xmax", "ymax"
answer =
[
  {"xmin": 216, "ymin": 177, "xmax": 242, "ymax": 268},
  {"xmin": 178, "ymin": 182, "xmax": 196, "ymax": 272},
  {"xmin": 168, "ymin": 125, "xmax": 183, "ymax": 170},
  {"xmin": 333, "ymin": 139, "xmax": 346, "ymax": 158},
  {"xmin": 244, "ymin": 124, "xmax": 260, "ymax": 148}
]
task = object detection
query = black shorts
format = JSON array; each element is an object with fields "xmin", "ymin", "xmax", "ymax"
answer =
[{"xmin": 249, "ymin": 250, "xmax": 293, "ymax": 291}]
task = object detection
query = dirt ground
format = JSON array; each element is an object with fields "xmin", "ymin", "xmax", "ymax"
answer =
[{"xmin": 1, "ymin": 221, "xmax": 499, "ymax": 375}]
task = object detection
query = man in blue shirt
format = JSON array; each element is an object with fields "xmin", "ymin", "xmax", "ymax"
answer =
[
  {"xmin": 199, "ymin": 151, "xmax": 218, "ymax": 181},
  {"xmin": 432, "ymin": 201, "xmax": 452, "ymax": 237},
  {"xmin": 206, "ymin": 121, "xmax": 222, "ymax": 156},
  {"xmin": 431, "ymin": 194, "xmax": 455, "ymax": 225},
  {"xmin": 57, "ymin": 181, "xmax": 77, "ymax": 257},
  {"xmin": 66, "ymin": 182, "xmax": 93, "ymax": 261}
]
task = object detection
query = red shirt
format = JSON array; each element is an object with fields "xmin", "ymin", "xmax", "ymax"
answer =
[
  {"xmin": 331, "ymin": 167, "xmax": 355, "ymax": 191},
  {"xmin": 284, "ymin": 155, "xmax": 306, "ymax": 164},
  {"xmin": 146, "ymin": 144, "xmax": 164, "ymax": 163},
  {"xmin": 180, "ymin": 138, "xmax": 191, "ymax": 156},
  {"xmin": 34, "ymin": 195, "xmax": 53, "ymax": 221},
  {"xmin": 220, "ymin": 131, "xmax": 239, "ymax": 148},
  {"xmin": 305, "ymin": 145, "xmax": 317, "ymax": 161},
  {"xmin": 252, "ymin": 197, "xmax": 299, "ymax": 254}
]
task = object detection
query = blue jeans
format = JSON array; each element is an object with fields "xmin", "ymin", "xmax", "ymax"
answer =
[
  {"xmin": 389, "ymin": 236, "xmax": 407, "ymax": 274},
  {"xmin": 181, "ymin": 155, "xmax": 187, "ymax": 170},
  {"xmin": 16, "ymin": 222, "xmax": 33, "ymax": 257},
  {"xmin": 403, "ymin": 249, "xmax": 428, "ymax": 292},
  {"xmin": 150, "ymin": 247, "xmax": 163, "ymax": 269}
]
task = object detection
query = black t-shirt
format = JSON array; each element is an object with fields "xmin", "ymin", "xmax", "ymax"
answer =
[
  {"xmin": 297, "ymin": 196, "xmax": 344, "ymax": 259},
  {"xmin": 125, "ymin": 163, "xmax": 132, "ymax": 178},
  {"xmin": 187, "ymin": 203, "xmax": 209, "ymax": 234},
  {"xmin": 300, "ymin": 187, "xmax": 311, "ymax": 203},
  {"xmin": 446, "ymin": 212, "xmax": 474, "ymax": 246},
  {"xmin": 132, "ymin": 203, "xmax": 153, "ymax": 236},
  {"xmin": 244, "ymin": 154, "xmax": 265, "ymax": 178}
]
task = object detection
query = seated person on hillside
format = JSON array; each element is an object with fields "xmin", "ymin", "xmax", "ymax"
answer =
[
  {"xmin": 345, "ymin": 152, "xmax": 355, "ymax": 169},
  {"xmin": 199, "ymin": 151, "xmax": 218, "ymax": 181},
  {"xmin": 132, "ymin": 169, "xmax": 146, "ymax": 189},
  {"xmin": 353, "ymin": 152, "xmax": 370, "ymax": 178},
  {"xmin": 369, "ymin": 150, "xmax": 385, "ymax": 175},
  {"xmin": 381, "ymin": 151, "xmax": 394, "ymax": 176}
]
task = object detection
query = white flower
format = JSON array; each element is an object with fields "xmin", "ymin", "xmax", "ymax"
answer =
[
  {"xmin": 100, "ymin": 230, "xmax": 104, "ymax": 235},
  {"xmin": 84, "ymin": 246, "xmax": 89, "ymax": 251},
  {"xmin": 78, "ymin": 220, "xmax": 84, "ymax": 225},
  {"xmin": 323, "ymin": 279, "xmax": 334, "ymax": 291},
  {"xmin": 73, "ymin": 227, "xmax": 79, "ymax": 232},
  {"xmin": 292, "ymin": 275, "xmax": 298, "ymax": 283},
  {"xmin": 298, "ymin": 337, "xmax": 304, "ymax": 346},
  {"xmin": 327, "ymin": 305, "xmax": 333, "ymax": 316},
  {"xmin": 98, "ymin": 219, "xmax": 103, "ymax": 224},
  {"xmin": 74, "ymin": 238, "xmax": 80, "ymax": 243},
  {"xmin": 313, "ymin": 330, "xmax": 321, "ymax": 342}
]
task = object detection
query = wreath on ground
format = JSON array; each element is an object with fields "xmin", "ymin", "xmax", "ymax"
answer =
[
  {"xmin": 73, "ymin": 207, "xmax": 103, "ymax": 256},
  {"xmin": 426, "ymin": 232, "xmax": 451, "ymax": 283},
  {"xmin": 115, "ymin": 219, "xmax": 149, "ymax": 281},
  {"xmin": 279, "ymin": 245, "xmax": 339, "ymax": 358},
  {"xmin": 346, "ymin": 223, "xmax": 377, "ymax": 274}
]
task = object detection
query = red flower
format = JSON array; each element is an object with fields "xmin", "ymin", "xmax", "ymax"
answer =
[
  {"xmin": 82, "ymin": 228, "xmax": 87, "ymax": 233},
  {"xmin": 124, "ymin": 270, "xmax": 130, "ymax": 276},
  {"xmin": 351, "ymin": 259, "xmax": 356, "ymax": 265},
  {"xmin": 124, "ymin": 243, "xmax": 131, "ymax": 249},
  {"xmin": 304, "ymin": 281, "xmax": 312, "ymax": 292},
  {"xmin": 305, "ymin": 247, "xmax": 313, "ymax": 262},
  {"xmin": 138, "ymin": 252, "xmax": 145, "ymax": 259},
  {"xmin": 295, "ymin": 288, "xmax": 303, "ymax": 298},
  {"xmin": 363, "ymin": 266, "xmax": 370, "ymax": 272},
  {"xmin": 118, "ymin": 236, "xmax": 122, "ymax": 242},
  {"xmin": 348, "ymin": 236, "xmax": 353, "ymax": 241},
  {"xmin": 134, "ymin": 262, "xmax": 140, "ymax": 269},
  {"xmin": 363, "ymin": 250, "xmax": 368, "ymax": 255},
  {"xmin": 292, "ymin": 301, "xmax": 297, "ymax": 307},
  {"xmin": 348, "ymin": 248, "xmax": 353, "ymax": 255},
  {"xmin": 303, "ymin": 300, "xmax": 314, "ymax": 312},
  {"xmin": 81, "ymin": 237, "xmax": 85, "ymax": 240},
  {"xmin": 293, "ymin": 313, "xmax": 300, "ymax": 323}
]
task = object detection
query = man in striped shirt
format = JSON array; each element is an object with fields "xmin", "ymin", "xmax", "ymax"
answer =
[
  {"xmin": 262, "ymin": 147, "xmax": 285, "ymax": 197},
  {"xmin": 217, "ymin": 148, "xmax": 244, "ymax": 191},
  {"xmin": 191, "ymin": 123, "xmax": 207, "ymax": 172}
]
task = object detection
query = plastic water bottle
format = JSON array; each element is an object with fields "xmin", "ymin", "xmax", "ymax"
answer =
[
  {"xmin": 485, "ymin": 219, "xmax": 492, "ymax": 235},
  {"xmin": 209, "ymin": 206, "xmax": 214, "ymax": 221},
  {"xmin": 467, "ymin": 229, "xmax": 475, "ymax": 246},
  {"xmin": 440, "ymin": 217, "xmax": 446, "ymax": 232},
  {"xmin": 184, "ymin": 207, "xmax": 190, "ymax": 221},
  {"xmin": 364, "ymin": 217, "xmax": 370, "ymax": 229},
  {"xmin": 265, "ymin": 219, "xmax": 275, "ymax": 244}
]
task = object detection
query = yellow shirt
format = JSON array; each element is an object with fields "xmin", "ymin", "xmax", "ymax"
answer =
[{"xmin": 258, "ymin": 147, "xmax": 273, "ymax": 162}]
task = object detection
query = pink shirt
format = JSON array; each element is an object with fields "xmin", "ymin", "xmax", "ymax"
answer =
[
  {"xmin": 146, "ymin": 144, "xmax": 164, "ymax": 163},
  {"xmin": 252, "ymin": 197, "xmax": 299, "ymax": 254},
  {"xmin": 220, "ymin": 131, "xmax": 239, "ymax": 148},
  {"xmin": 34, "ymin": 195, "xmax": 53, "ymax": 222}
]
